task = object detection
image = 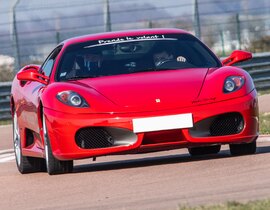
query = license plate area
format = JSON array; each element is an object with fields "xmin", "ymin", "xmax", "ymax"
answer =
[{"xmin": 132, "ymin": 113, "xmax": 193, "ymax": 133}]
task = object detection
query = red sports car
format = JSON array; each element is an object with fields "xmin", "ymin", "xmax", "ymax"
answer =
[{"xmin": 11, "ymin": 28, "xmax": 259, "ymax": 175}]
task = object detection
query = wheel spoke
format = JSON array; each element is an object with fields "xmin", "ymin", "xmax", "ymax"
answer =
[
  {"xmin": 13, "ymin": 113, "xmax": 21, "ymax": 166},
  {"xmin": 43, "ymin": 115, "xmax": 49, "ymax": 170}
]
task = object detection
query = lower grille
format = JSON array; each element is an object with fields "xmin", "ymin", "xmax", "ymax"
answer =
[
  {"xmin": 209, "ymin": 113, "xmax": 244, "ymax": 136},
  {"xmin": 75, "ymin": 127, "xmax": 114, "ymax": 149},
  {"xmin": 189, "ymin": 112, "xmax": 244, "ymax": 137}
]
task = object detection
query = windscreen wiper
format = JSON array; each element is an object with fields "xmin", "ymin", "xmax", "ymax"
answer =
[
  {"xmin": 133, "ymin": 68, "xmax": 157, "ymax": 73},
  {"xmin": 65, "ymin": 75, "xmax": 96, "ymax": 81},
  {"xmin": 134, "ymin": 67, "xmax": 180, "ymax": 73}
]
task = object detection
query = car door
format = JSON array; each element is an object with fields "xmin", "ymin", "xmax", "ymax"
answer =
[{"xmin": 20, "ymin": 46, "xmax": 62, "ymax": 138}]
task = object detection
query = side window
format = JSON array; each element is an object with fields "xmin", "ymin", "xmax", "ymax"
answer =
[
  {"xmin": 40, "ymin": 46, "xmax": 62, "ymax": 77},
  {"xmin": 42, "ymin": 59, "xmax": 54, "ymax": 76}
]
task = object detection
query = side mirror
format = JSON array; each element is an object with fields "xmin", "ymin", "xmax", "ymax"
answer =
[
  {"xmin": 222, "ymin": 50, "xmax": 252, "ymax": 66},
  {"xmin": 17, "ymin": 68, "xmax": 49, "ymax": 85}
]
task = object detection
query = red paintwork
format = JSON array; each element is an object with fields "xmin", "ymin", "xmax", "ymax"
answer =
[
  {"xmin": 17, "ymin": 69, "xmax": 49, "ymax": 85},
  {"xmin": 11, "ymin": 28, "xmax": 259, "ymax": 161}
]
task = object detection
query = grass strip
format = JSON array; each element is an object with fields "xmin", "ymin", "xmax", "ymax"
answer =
[
  {"xmin": 0, "ymin": 120, "xmax": 12, "ymax": 126},
  {"xmin": 260, "ymin": 112, "xmax": 270, "ymax": 135},
  {"xmin": 179, "ymin": 199, "xmax": 270, "ymax": 210}
]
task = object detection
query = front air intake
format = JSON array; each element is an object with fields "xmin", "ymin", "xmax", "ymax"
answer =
[
  {"xmin": 209, "ymin": 113, "xmax": 244, "ymax": 136},
  {"xmin": 75, "ymin": 127, "xmax": 114, "ymax": 149},
  {"xmin": 189, "ymin": 112, "xmax": 244, "ymax": 137}
]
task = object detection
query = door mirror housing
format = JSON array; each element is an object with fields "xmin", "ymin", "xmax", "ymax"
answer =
[
  {"xmin": 222, "ymin": 50, "xmax": 252, "ymax": 66},
  {"xmin": 17, "ymin": 66, "xmax": 49, "ymax": 85}
]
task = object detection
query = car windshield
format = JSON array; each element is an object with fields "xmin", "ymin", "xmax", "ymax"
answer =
[{"xmin": 57, "ymin": 33, "xmax": 221, "ymax": 81}]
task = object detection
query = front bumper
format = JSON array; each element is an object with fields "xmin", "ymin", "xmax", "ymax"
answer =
[{"xmin": 44, "ymin": 90, "xmax": 259, "ymax": 160}]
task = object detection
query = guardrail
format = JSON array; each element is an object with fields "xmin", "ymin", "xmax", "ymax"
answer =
[
  {"xmin": 0, "ymin": 52, "xmax": 270, "ymax": 120},
  {"xmin": 238, "ymin": 52, "xmax": 270, "ymax": 90},
  {"xmin": 0, "ymin": 82, "xmax": 12, "ymax": 120}
]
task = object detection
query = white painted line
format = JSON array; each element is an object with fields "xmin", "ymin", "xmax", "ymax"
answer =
[
  {"xmin": 0, "ymin": 124, "xmax": 12, "ymax": 128},
  {"xmin": 0, "ymin": 153, "xmax": 14, "ymax": 159},
  {"xmin": 0, "ymin": 155, "xmax": 15, "ymax": 163},
  {"xmin": 0, "ymin": 149, "xmax": 15, "ymax": 163},
  {"xmin": 258, "ymin": 137, "xmax": 270, "ymax": 142},
  {"xmin": 0, "ymin": 149, "xmax": 14, "ymax": 155}
]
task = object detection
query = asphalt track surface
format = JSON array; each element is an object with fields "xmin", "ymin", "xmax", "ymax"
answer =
[
  {"xmin": 258, "ymin": 94, "xmax": 270, "ymax": 113},
  {"xmin": 0, "ymin": 94, "xmax": 269, "ymax": 210}
]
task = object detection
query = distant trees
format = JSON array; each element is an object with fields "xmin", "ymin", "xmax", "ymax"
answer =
[{"xmin": 249, "ymin": 36, "xmax": 270, "ymax": 53}]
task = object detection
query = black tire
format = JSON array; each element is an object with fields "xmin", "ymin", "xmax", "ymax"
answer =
[
  {"xmin": 43, "ymin": 114, "xmax": 73, "ymax": 175},
  {"xmin": 13, "ymin": 112, "xmax": 46, "ymax": 174},
  {"xmin": 229, "ymin": 141, "xmax": 256, "ymax": 156},
  {"xmin": 188, "ymin": 145, "xmax": 221, "ymax": 156}
]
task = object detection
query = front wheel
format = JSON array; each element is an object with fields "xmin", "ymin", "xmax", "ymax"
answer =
[
  {"xmin": 43, "ymin": 114, "xmax": 73, "ymax": 175},
  {"xmin": 188, "ymin": 145, "xmax": 221, "ymax": 156},
  {"xmin": 229, "ymin": 141, "xmax": 256, "ymax": 156}
]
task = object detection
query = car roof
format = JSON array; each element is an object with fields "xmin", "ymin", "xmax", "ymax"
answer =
[{"xmin": 61, "ymin": 28, "xmax": 190, "ymax": 46}]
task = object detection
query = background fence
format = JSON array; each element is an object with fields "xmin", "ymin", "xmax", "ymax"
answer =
[
  {"xmin": 1, "ymin": 0, "xmax": 270, "ymax": 75},
  {"xmin": 1, "ymin": 52, "xmax": 270, "ymax": 121},
  {"xmin": 0, "ymin": 82, "xmax": 12, "ymax": 120}
]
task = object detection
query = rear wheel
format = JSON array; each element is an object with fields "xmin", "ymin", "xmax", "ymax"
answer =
[
  {"xmin": 188, "ymin": 145, "xmax": 221, "ymax": 156},
  {"xmin": 229, "ymin": 141, "xmax": 256, "ymax": 156},
  {"xmin": 13, "ymin": 112, "xmax": 45, "ymax": 174},
  {"xmin": 43, "ymin": 114, "xmax": 73, "ymax": 175}
]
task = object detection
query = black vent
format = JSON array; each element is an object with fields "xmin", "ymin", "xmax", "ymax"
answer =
[
  {"xmin": 75, "ymin": 127, "xmax": 114, "ymax": 149},
  {"xmin": 209, "ymin": 113, "xmax": 244, "ymax": 136}
]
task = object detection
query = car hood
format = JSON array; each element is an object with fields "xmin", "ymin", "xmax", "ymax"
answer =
[{"xmin": 76, "ymin": 68, "xmax": 209, "ymax": 111}]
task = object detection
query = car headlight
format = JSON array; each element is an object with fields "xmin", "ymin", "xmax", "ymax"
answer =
[
  {"xmin": 223, "ymin": 76, "xmax": 245, "ymax": 93},
  {"xmin": 56, "ymin": 91, "xmax": 89, "ymax": 107}
]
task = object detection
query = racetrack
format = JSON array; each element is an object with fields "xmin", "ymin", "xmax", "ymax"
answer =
[
  {"xmin": 258, "ymin": 94, "xmax": 270, "ymax": 113},
  {"xmin": 0, "ymin": 94, "xmax": 269, "ymax": 210}
]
